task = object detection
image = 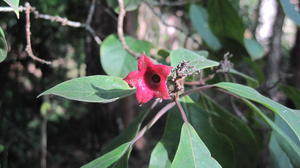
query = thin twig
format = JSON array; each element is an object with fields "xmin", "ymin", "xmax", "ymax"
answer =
[
  {"xmin": 84, "ymin": 0, "xmax": 102, "ymax": 45},
  {"xmin": 117, "ymin": 0, "xmax": 140, "ymax": 59},
  {"xmin": 131, "ymin": 85, "xmax": 226, "ymax": 144},
  {"xmin": 25, "ymin": 2, "xmax": 52, "ymax": 64},
  {"xmin": 184, "ymin": 74, "xmax": 216, "ymax": 86},
  {"xmin": 33, "ymin": 11, "xmax": 103, "ymax": 44},
  {"xmin": 131, "ymin": 102, "xmax": 175, "ymax": 144},
  {"xmin": 216, "ymin": 88, "xmax": 241, "ymax": 99},
  {"xmin": 0, "ymin": 6, "xmax": 26, "ymax": 12},
  {"xmin": 1, "ymin": 3, "xmax": 102, "ymax": 46},
  {"xmin": 175, "ymin": 95, "xmax": 189, "ymax": 123},
  {"xmin": 86, "ymin": 0, "xmax": 96, "ymax": 25},
  {"xmin": 181, "ymin": 84, "xmax": 214, "ymax": 97},
  {"xmin": 33, "ymin": 12, "xmax": 82, "ymax": 27},
  {"xmin": 144, "ymin": 1, "xmax": 201, "ymax": 46}
]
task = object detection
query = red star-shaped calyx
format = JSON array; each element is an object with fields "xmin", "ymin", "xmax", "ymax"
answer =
[{"xmin": 124, "ymin": 54, "xmax": 173, "ymax": 104}]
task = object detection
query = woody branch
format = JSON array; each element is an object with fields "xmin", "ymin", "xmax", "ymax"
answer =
[{"xmin": 0, "ymin": 2, "xmax": 102, "ymax": 64}]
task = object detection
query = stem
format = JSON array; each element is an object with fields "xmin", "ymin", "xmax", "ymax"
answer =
[
  {"xmin": 181, "ymin": 84, "xmax": 214, "ymax": 97},
  {"xmin": 131, "ymin": 84, "xmax": 215, "ymax": 145},
  {"xmin": 25, "ymin": 2, "xmax": 52, "ymax": 64},
  {"xmin": 216, "ymin": 88, "xmax": 240, "ymax": 99},
  {"xmin": 131, "ymin": 102, "xmax": 175, "ymax": 144},
  {"xmin": 175, "ymin": 95, "xmax": 189, "ymax": 123}
]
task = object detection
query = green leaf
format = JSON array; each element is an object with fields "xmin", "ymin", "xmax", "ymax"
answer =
[
  {"xmin": 100, "ymin": 34, "xmax": 152, "ymax": 78},
  {"xmin": 109, "ymin": 149, "xmax": 132, "ymax": 168},
  {"xmin": 123, "ymin": 0, "xmax": 143, "ymax": 11},
  {"xmin": 189, "ymin": 4, "xmax": 221, "ymax": 50},
  {"xmin": 280, "ymin": 84, "xmax": 300, "ymax": 109},
  {"xmin": 199, "ymin": 94, "xmax": 259, "ymax": 168},
  {"xmin": 278, "ymin": 0, "xmax": 300, "ymax": 26},
  {"xmin": 215, "ymin": 82, "xmax": 300, "ymax": 143},
  {"xmin": 102, "ymin": 108, "xmax": 150, "ymax": 154},
  {"xmin": 103, "ymin": 105, "xmax": 154, "ymax": 168},
  {"xmin": 0, "ymin": 27, "xmax": 8, "ymax": 63},
  {"xmin": 3, "ymin": 0, "xmax": 19, "ymax": 18},
  {"xmin": 0, "ymin": 144, "xmax": 5, "ymax": 153},
  {"xmin": 38, "ymin": 75, "xmax": 135, "ymax": 103},
  {"xmin": 170, "ymin": 48, "xmax": 219, "ymax": 69},
  {"xmin": 110, "ymin": 0, "xmax": 143, "ymax": 12},
  {"xmin": 243, "ymin": 38, "xmax": 264, "ymax": 61},
  {"xmin": 150, "ymin": 142, "xmax": 172, "ymax": 168},
  {"xmin": 194, "ymin": 50, "xmax": 209, "ymax": 58},
  {"xmin": 181, "ymin": 96, "xmax": 235, "ymax": 168},
  {"xmin": 270, "ymin": 116, "xmax": 298, "ymax": 168},
  {"xmin": 270, "ymin": 133, "xmax": 294, "ymax": 168},
  {"xmin": 208, "ymin": 0, "xmax": 245, "ymax": 43},
  {"xmin": 228, "ymin": 69, "xmax": 259, "ymax": 88},
  {"xmin": 171, "ymin": 123, "xmax": 222, "ymax": 168},
  {"xmin": 244, "ymin": 100, "xmax": 300, "ymax": 167},
  {"xmin": 106, "ymin": 0, "xmax": 118, "ymax": 9},
  {"xmin": 149, "ymin": 107, "xmax": 183, "ymax": 168},
  {"xmin": 81, "ymin": 143, "xmax": 130, "ymax": 168},
  {"xmin": 157, "ymin": 49, "xmax": 170, "ymax": 58}
]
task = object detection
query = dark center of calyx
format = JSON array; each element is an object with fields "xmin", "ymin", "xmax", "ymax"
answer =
[{"xmin": 151, "ymin": 74, "xmax": 161, "ymax": 83}]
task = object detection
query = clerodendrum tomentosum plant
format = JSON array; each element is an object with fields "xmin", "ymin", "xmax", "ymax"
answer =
[{"xmin": 39, "ymin": 43, "xmax": 300, "ymax": 168}]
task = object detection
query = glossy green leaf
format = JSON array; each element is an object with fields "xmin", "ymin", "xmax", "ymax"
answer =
[
  {"xmin": 181, "ymin": 96, "xmax": 235, "ymax": 168},
  {"xmin": 171, "ymin": 123, "xmax": 222, "ymax": 168},
  {"xmin": 243, "ymin": 38, "xmax": 264, "ymax": 61},
  {"xmin": 278, "ymin": 0, "xmax": 300, "ymax": 26},
  {"xmin": 270, "ymin": 116, "xmax": 298, "ymax": 168},
  {"xmin": 109, "ymin": 149, "xmax": 132, "ymax": 168},
  {"xmin": 270, "ymin": 133, "xmax": 293, "ymax": 168},
  {"xmin": 150, "ymin": 142, "xmax": 171, "ymax": 168},
  {"xmin": 244, "ymin": 100, "xmax": 300, "ymax": 167},
  {"xmin": 102, "ymin": 107, "xmax": 150, "ymax": 154},
  {"xmin": 195, "ymin": 50, "xmax": 209, "ymax": 58},
  {"xmin": 190, "ymin": 4, "xmax": 221, "ymax": 51},
  {"xmin": 280, "ymin": 84, "xmax": 300, "ymax": 109},
  {"xmin": 215, "ymin": 82, "xmax": 300, "ymax": 143},
  {"xmin": 97, "ymin": 103, "xmax": 152, "ymax": 168},
  {"xmin": 81, "ymin": 143, "xmax": 130, "ymax": 168},
  {"xmin": 3, "ymin": 0, "xmax": 19, "ymax": 18},
  {"xmin": 100, "ymin": 34, "xmax": 152, "ymax": 78},
  {"xmin": 208, "ymin": 0, "xmax": 245, "ymax": 43},
  {"xmin": 0, "ymin": 27, "xmax": 8, "ymax": 63},
  {"xmin": 157, "ymin": 49, "xmax": 170, "ymax": 58},
  {"xmin": 149, "ymin": 107, "xmax": 182, "ymax": 168},
  {"xmin": 199, "ymin": 94, "xmax": 259, "ymax": 168},
  {"xmin": 38, "ymin": 75, "xmax": 135, "ymax": 103},
  {"xmin": 170, "ymin": 48, "xmax": 219, "ymax": 69}
]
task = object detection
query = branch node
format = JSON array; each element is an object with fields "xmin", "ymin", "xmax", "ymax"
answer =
[
  {"xmin": 117, "ymin": 0, "xmax": 141, "ymax": 59},
  {"xmin": 25, "ymin": 2, "xmax": 52, "ymax": 65}
]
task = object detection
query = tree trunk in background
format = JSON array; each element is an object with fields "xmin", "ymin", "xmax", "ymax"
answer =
[
  {"xmin": 290, "ymin": 28, "xmax": 300, "ymax": 88},
  {"xmin": 261, "ymin": 2, "xmax": 284, "ymax": 168},
  {"xmin": 266, "ymin": 4, "xmax": 284, "ymax": 101}
]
